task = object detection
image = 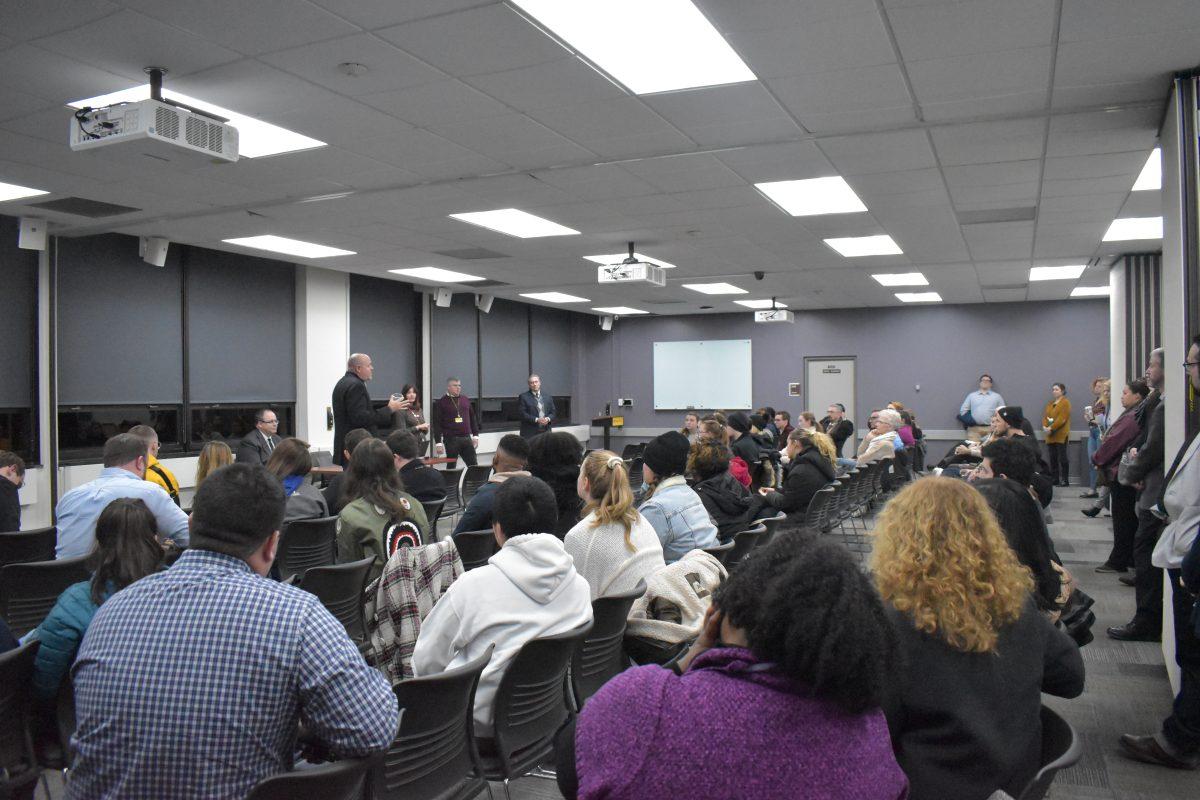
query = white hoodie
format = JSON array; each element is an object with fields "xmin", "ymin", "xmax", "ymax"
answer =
[{"xmin": 411, "ymin": 533, "xmax": 593, "ymax": 732}]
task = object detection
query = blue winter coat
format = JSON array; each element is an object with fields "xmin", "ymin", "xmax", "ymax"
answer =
[{"xmin": 31, "ymin": 579, "xmax": 109, "ymax": 701}]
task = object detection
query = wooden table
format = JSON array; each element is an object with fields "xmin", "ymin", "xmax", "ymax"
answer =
[
  {"xmin": 424, "ymin": 457, "xmax": 459, "ymax": 467},
  {"xmin": 310, "ymin": 465, "xmax": 343, "ymax": 476}
]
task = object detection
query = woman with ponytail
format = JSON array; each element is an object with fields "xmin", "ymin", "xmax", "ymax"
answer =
[{"xmin": 565, "ymin": 450, "xmax": 665, "ymax": 600}]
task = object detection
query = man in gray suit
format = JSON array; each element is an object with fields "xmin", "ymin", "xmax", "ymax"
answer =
[{"xmin": 236, "ymin": 409, "xmax": 282, "ymax": 465}]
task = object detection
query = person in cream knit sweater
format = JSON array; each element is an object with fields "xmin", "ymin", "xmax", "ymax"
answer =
[{"xmin": 565, "ymin": 450, "xmax": 666, "ymax": 601}]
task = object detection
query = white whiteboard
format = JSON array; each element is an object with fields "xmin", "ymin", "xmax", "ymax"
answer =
[{"xmin": 653, "ymin": 340, "xmax": 753, "ymax": 410}]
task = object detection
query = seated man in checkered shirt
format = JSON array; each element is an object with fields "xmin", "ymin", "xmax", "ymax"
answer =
[{"xmin": 67, "ymin": 463, "xmax": 400, "ymax": 800}]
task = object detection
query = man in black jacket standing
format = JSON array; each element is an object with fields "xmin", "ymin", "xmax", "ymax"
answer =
[{"xmin": 332, "ymin": 354, "xmax": 405, "ymax": 466}]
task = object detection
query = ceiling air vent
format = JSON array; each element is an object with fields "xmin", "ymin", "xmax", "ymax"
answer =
[
  {"xmin": 956, "ymin": 206, "xmax": 1037, "ymax": 225},
  {"xmin": 25, "ymin": 197, "xmax": 141, "ymax": 217}
]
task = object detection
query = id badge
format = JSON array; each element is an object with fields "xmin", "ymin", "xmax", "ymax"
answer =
[{"xmin": 454, "ymin": 416, "xmax": 463, "ymax": 423}]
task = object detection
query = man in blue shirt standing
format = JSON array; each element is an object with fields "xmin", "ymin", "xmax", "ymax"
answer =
[
  {"xmin": 68, "ymin": 463, "xmax": 399, "ymax": 799},
  {"xmin": 958, "ymin": 373, "xmax": 1005, "ymax": 443},
  {"xmin": 55, "ymin": 433, "xmax": 190, "ymax": 558}
]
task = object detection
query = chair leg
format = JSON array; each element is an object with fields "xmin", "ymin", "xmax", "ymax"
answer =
[
  {"xmin": 484, "ymin": 782, "xmax": 497, "ymax": 800},
  {"xmin": 502, "ymin": 778, "xmax": 513, "ymax": 800},
  {"xmin": 529, "ymin": 766, "xmax": 558, "ymax": 780}
]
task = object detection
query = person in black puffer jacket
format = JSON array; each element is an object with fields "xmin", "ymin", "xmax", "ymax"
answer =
[
  {"xmin": 759, "ymin": 429, "xmax": 836, "ymax": 519},
  {"xmin": 688, "ymin": 441, "xmax": 766, "ymax": 543}
]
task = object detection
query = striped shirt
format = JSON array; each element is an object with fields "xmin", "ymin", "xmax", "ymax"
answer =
[{"xmin": 68, "ymin": 549, "xmax": 399, "ymax": 800}]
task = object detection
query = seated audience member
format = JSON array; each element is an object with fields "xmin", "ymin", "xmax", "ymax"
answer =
[
  {"xmin": 235, "ymin": 408, "xmax": 282, "ymax": 465},
  {"xmin": 973, "ymin": 437, "xmax": 1053, "ymax": 508},
  {"xmin": 749, "ymin": 413, "xmax": 774, "ymax": 447},
  {"xmin": 528, "ymin": 431, "xmax": 585, "ymax": 538},
  {"xmin": 194, "ymin": 441, "xmax": 234, "ymax": 488},
  {"xmin": 0, "ymin": 619, "xmax": 16, "ymax": 653},
  {"xmin": 323, "ymin": 427, "xmax": 372, "ymax": 514},
  {"xmin": 0, "ymin": 450, "xmax": 24, "ymax": 532},
  {"xmin": 697, "ymin": 418, "xmax": 729, "ymax": 447},
  {"xmin": 725, "ymin": 412, "xmax": 760, "ymax": 467},
  {"xmin": 857, "ymin": 409, "xmax": 903, "ymax": 466},
  {"xmin": 797, "ymin": 411, "xmax": 819, "ymax": 432},
  {"xmin": 453, "ymin": 434, "xmax": 530, "ymax": 534},
  {"xmin": 387, "ymin": 429, "xmax": 448, "ymax": 503},
  {"xmin": 56, "ymin": 434, "xmax": 190, "ymax": 558},
  {"xmin": 31, "ymin": 498, "xmax": 163, "ymax": 701},
  {"xmin": 337, "ymin": 438, "xmax": 429, "ymax": 580},
  {"xmin": 68, "ymin": 464, "xmax": 399, "ymax": 799},
  {"xmin": 679, "ymin": 412, "xmax": 701, "ymax": 444},
  {"xmin": 638, "ymin": 432, "xmax": 719, "ymax": 563},
  {"xmin": 688, "ymin": 442, "xmax": 762, "ymax": 543},
  {"xmin": 129, "ymin": 424, "xmax": 181, "ymax": 506},
  {"xmin": 872, "ymin": 478, "xmax": 1084, "ymax": 800},
  {"xmin": 559, "ymin": 534, "xmax": 908, "ymax": 800},
  {"xmin": 773, "ymin": 410, "xmax": 794, "ymax": 443},
  {"xmin": 819, "ymin": 404, "xmax": 854, "ymax": 457},
  {"xmin": 265, "ymin": 437, "xmax": 328, "ymax": 523},
  {"xmin": 759, "ymin": 429, "xmax": 836, "ymax": 519},
  {"xmin": 809, "ymin": 431, "xmax": 841, "ymax": 472},
  {"xmin": 894, "ymin": 410, "xmax": 917, "ymax": 448},
  {"xmin": 412, "ymin": 476, "xmax": 592, "ymax": 733},
  {"xmin": 759, "ymin": 406, "xmax": 779, "ymax": 441},
  {"xmin": 566, "ymin": 451, "xmax": 665, "ymax": 600},
  {"xmin": 974, "ymin": 479, "xmax": 1068, "ymax": 618}
]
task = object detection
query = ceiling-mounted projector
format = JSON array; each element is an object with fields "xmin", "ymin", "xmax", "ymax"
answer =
[
  {"xmin": 754, "ymin": 308, "xmax": 794, "ymax": 323},
  {"xmin": 596, "ymin": 241, "xmax": 666, "ymax": 287}
]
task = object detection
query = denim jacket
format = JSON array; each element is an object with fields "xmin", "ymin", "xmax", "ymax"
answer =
[{"xmin": 638, "ymin": 475, "xmax": 719, "ymax": 564}]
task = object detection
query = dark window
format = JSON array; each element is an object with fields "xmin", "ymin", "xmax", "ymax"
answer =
[
  {"xmin": 57, "ymin": 405, "xmax": 182, "ymax": 463},
  {"xmin": 190, "ymin": 404, "xmax": 296, "ymax": 447},
  {"xmin": 0, "ymin": 216, "xmax": 39, "ymax": 463},
  {"xmin": 0, "ymin": 409, "xmax": 35, "ymax": 463},
  {"xmin": 478, "ymin": 396, "xmax": 571, "ymax": 431}
]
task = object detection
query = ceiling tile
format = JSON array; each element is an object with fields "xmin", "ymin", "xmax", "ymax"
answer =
[
  {"xmin": 724, "ymin": 12, "xmax": 895, "ymax": 79},
  {"xmin": 714, "ymin": 140, "xmax": 835, "ymax": 183},
  {"xmin": 464, "ymin": 57, "xmax": 626, "ymax": 113},
  {"xmin": 943, "ymin": 160, "xmax": 1041, "ymax": 189},
  {"xmin": 260, "ymin": 33, "xmax": 446, "ymax": 96},
  {"xmin": 1045, "ymin": 108, "xmax": 1160, "ymax": 157},
  {"xmin": 1042, "ymin": 151, "xmax": 1147, "ymax": 182},
  {"xmin": 700, "ymin": 0, "xmax": 880, "ymax": 32},
  {"xmin": 961, "ymin": 220, "xmax": 1034, "ymax": 260},
  {"xmin": 172, "ymin": 60, "xmax": 339, "ymax": 116},
  {"xmin": 907, "ymin": 46, "xmax": 1053, "ymax": 107},
  {"xmin": 767, "ymin": 64, "xmax": 916, "ymax": 132},
  {"xmin": 641, "ymin": 83, "xmax": 802, "ymax": 147},
  {"xmin": 621, "ymin": 154, "xmax": 746, "ymax": 194},
  {"xmin": 3, "ymin": 0, "xmax": 119, "ymax": 42},
  {"xmin": 427, "ymin": 114, "xmax": 597, "ymax": 170},
  {"xmin": 1059, "ymin": 0, "xmax": 1200, "ymax": 42},
  {"xmin": 818, "ymin": 129, "xmax": 936, "ymax": 175},
  {"xmin": 528, "ymin": 165, "xmax": 660, "ymax": 202},
  {"xmin": 1054, "ymin": 31, "xmax": 1200, "ymax": 89},
  {"xmin": 347, "ymin": 126, "xmax": 507, "ymax": 179},
  {"xmin": 930, "ymin": 118, "xmax": 1046, "ymax": 166},
  {"xmin": 307, "ymin": 0, "xmax": 485, "ymax": 30},
  {"xmin": 888, "ymin": 0, "xmax": 1056, "ymax": 61},
  {"xmin": 360, "ymin": 79, "xmax": 511, "ymax": 126},
  {"xmin": 527, "ymin": 97, "xmax": 696, "ymax": 159}
]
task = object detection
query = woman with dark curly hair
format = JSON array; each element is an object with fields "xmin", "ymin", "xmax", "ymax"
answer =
[
  {"xmin": 527, "ymin": 431, "xmax": 584, "ymax": 538},
  {"xmin": 557, "ymin": 533, "xmax": 908, "ymax": 800},
  {"xmin": 872, "ymin": 478, "xmax": 1084, "ymax": 800}
]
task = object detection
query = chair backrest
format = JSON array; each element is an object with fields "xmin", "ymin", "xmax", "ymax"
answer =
[
  {"xmin": 490, "ymin": 622, "xmax": 593, "ymax": 778},
  {"xmin": 298, "ymin": 557, "xmax": 373, "ymax": 644},
  {"xmin": 246, "ymin": 753, "xmax": 383, "ymax": 800},
  {"xmin": 450, "ymin": 529, "xmax": 498, "ymax": 571},
  {"xmin": 701, "ymin": 540, "xmax": 735, "ymax": 564},
  {"xmin": 1017, "ymin": 705, "xmax": 1082, "ymax": 800},
  {"xmin": 0, "ymin": 556, "xmax": 91, "ymax": 638},
  {"xmin": 620, "ymin": 442, "xmax": 645, "ymax": 459},
  {"xmin": 724, "ymin": 524, "xmax": 767, "ymax": 570},
  {"xmin": 314, "ymin": 450, "xmax": 334, "ymax": 467},
  {"xmin": 460, "ymin": 465, "xmax": 493, "ymax": 505},
  {"xmin": 625, "ymin": 457, "xmax": 643, "ymax": 491},
  {"xmin": 439, "ymin": 469, "xmax": 465, "ymax": 514},
  {"xmin": 0, "ymin": 640, "xmax": 39, "ymax": 785},
  {"xmin": 804, "ymin": 483, "xmax": 839, "ymax": 533},
  {"xmin": 751, "ymin": 512, "xmax": 787, "ymax": 545},
  {"xmin": 0, "ymin": 527, "xmax": 57, "ymax": 568},
  {"xmin": 419, "ymin": 500, "xmax": 445, "ymax": 533},
  {"xmin": 276, "ymin": 516, "xmax": 338, "ymax": 582},
  {"xmin": 570, "ymin": 581, "xmax": 645, "ymax": 708},
  {"xmin": 370, "ymin": 646, "xmax": 493, "ymax": 800}
]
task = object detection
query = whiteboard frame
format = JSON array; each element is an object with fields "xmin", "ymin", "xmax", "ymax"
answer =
[{"xmin": 652, "ymin": 339, "xmax": 753, "ymax": 410}]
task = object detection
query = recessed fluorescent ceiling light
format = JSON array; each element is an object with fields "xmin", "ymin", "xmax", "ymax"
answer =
[
  {"xmin": 681, "ymin": 282, "xmax": 748, "ymax": 295},
  {"xmin": 824, "ymin": 235, "xmax": 903, "ymax": 257},
  {"xmin": 0, "ymin": 180, "xmax": 49, "ymax": 202},
  {"xmin": 449, "ymin": 208, "xmax": 579, "ymax": 238},
  {"xmin": 871, "ymin": 272, "xmax": 928, "ymax": 287},
  {"xmin": 521, "ymin": 291, "xmax": 589, "ymax": 303},
  {"xmin": 593, "ymin": 306, "xmax": 648, "ymax": 315},
  {"xmin": 895, "ymin": 292, "xmax": 942, "ymax": 303},
  {"xmin": 511, "ymin": 0, "xmax": 755, "ymax": 94},
  {"xmin": 1071, "ymin": 286, "xmax": 1111, "ymax": 297},
  {"xmin": 584, "ymin": 252, "xmax": 677, "ymax": 269},
  {"xmin": 68, "ymin": 87, "xmax": 324, "ymax": 158},
  {"xmin": 389, "ymin": 267, "xmax": 483, "ymax": 283},
  {"xmin": 733, "ymin": 299, "xmax": 788, "ymax": 309},
  {"xmin": 1102, "ymin": 217, "xmax": 1163, "ymax": 241},
  {"xmin": 223, "ymin": 235, "xmax": 354, "ymax": 258},
  {"xmin": 1132, "ymin": 148, "xmax": 1161, "ymax": 191},
  {"xmin": 1029, "ymin": 265, "xmax": 1087, "ymax": 281},
  {"xmin": 755, "ymin": 177, "xmax": 867, "ymax": 216}
]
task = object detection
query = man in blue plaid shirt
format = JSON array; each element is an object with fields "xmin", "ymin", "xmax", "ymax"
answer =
[{"xmin": 68, "ymin": 464, "xmax": 399, "ymax": 799}]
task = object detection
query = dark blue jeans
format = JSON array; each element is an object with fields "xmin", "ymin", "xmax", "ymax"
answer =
[{"xmin": 1163, "ymin": 569, "xmax": 1200, "ymax": 752}]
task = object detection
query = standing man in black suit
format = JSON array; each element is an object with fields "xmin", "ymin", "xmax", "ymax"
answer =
[
  {"xmin": 235, "ymin": 409, "xmax": 283, "ymax": 465},
  {"xmin": 332, "ymin": 354, "xmax": 406, "ymax": 466},
  {"xmin": 518, "ymin": 374, "xmax": 556, "ymax": 439}
]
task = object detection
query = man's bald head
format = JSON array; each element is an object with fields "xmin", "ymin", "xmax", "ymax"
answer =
[{"xmin": 348, "ymin": 353, "xmax": 374, "ymax": 381}]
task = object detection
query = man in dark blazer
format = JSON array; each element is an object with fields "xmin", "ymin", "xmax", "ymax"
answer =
[
  {"xmin": 332, "ymin": 353, "xmax": 405, "ymax": 466},
  {"xmin": 518, "ymin": 374, "xmax": 557, "ymax": 439},
  {"xmin": 819, "ymin": 403, "xmax": 855, "ymax": 457},
  {"xmin": 235, "ymin": 409, "xmax": 283, "ymax": 465}
]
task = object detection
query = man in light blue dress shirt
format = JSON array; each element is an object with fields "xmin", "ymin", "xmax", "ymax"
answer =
[
  {"xmin": 55, "ymin": 433, "xmax": 190, "ymax": 558},
  {"xmin": 958, "ymin": 374, "xmax": 1005, "ymax": 443}
]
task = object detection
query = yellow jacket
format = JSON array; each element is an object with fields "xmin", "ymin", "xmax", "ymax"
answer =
[
  {"xmin": 146, "ymin": 455, "xmax": 181, "ymax": 505},
  {"xmin": 1042, "ymin": 398, "xmax": 1072, "ymax": 445}
]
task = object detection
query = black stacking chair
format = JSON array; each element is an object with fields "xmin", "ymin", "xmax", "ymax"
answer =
[
  {"xmin": 1017, "ymin": 705, "xmax": 1082, "ymax": 800},
  {"xmin": 620, "ymin": 443, "xmax": 645, "ymax": 459},
  {"xmin": 368, "ymin": 646, "xmax": 493, "ymax": 800},
  {"xmin": 625, "ymin": 457, "xmax": 643, "ymax": 493},
  {"xmin": 0, "ymin": 641, "xmax": 40, "ymax": 799},
  {"xmin": 802, "ymin": 484, "xmax": 837, "ymax": 533},
  {"xmin": 751, "ymin": 511, "xmax": 787, "ymax": 545},
  {"xmin": 420, "ymin": 499, "xmax": 445, "ymax": 541},
  {"xmin": 0, "ymin": 527, "xmax": 56, "ymax": 568},
  {"xmin": 460, "ymin": 465, "xmax": 492, "ymax": 505},
  {"xmin": 299, "ymin": 557, "xmax": 373, "ymax": 644},
  {"xmin": 247, "ymin": 753, "xmax": 383, "ymax": 800},
  {"xmin": 438, "ymin": 469, "xmax": 465, "ymax": 530},
  {"xmin": 277, "ymin": 516, "xmax": 338, "ymax": 582},
  {"xmin": 451, "ymin": 529, "xmax": 498, "ymax": 571},
  {"xmin": 701, "ymin": 540, "xmax": 735, "ymax": 564},
  {"xmin": 476, "ymin": 622, "xmax": 593, "ymax": 798},
  {"xmin": 0, "ymin": 556, "xmax": 90, "ymax": 638},
  {"xmin": 724, "ymin": 524, "xmax": 767, "ymax": 570},
  {"xmin": 570, "ymin": 582, "xmax": 645, "ymax": 709}
]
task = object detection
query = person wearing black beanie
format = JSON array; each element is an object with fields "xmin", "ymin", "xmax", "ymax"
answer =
[
  {"xmin": 725, "ymin": 411, "xmax": 762, "ymax": 469},
  {"xmin": 637, "ymin": 432, "xmax": 719, "ymax": 563}
]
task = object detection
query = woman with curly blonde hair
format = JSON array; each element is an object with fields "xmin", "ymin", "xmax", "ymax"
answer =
[{"xmin": 872, "ymin": 477, "xmax": 1084, "ymax": 800}]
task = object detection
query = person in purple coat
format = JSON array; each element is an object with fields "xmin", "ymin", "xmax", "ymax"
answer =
[{"xmin": 557, "ymin": 533, "xmax": 908, "ymax": 800}]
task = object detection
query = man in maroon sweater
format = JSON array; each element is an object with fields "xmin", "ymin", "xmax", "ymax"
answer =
[{"xmin": 433, "ymin": 377, "xmax": 479, "ymax": 466}]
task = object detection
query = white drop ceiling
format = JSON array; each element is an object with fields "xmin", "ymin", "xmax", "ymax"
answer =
[{"xmin": 0, "ymin": 0, "xmax": 1188, "ymax": 314}]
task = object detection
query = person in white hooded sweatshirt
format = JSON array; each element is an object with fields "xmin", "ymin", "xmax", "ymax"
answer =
[{"xmin": 412, "ymin": 475, "xmax": 593, "ymax": 733}]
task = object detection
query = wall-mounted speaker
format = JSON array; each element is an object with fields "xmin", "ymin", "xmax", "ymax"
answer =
[
  {"xmin": 434, "ymin": 288, "xmax": 453, "ymax": 308},
  {"xmin": 599, "ymin": 315, "xmax": 614, "ymax": 331},
  {"xmin": 475, "ymin": 293, "xmax": 494, "ymax": 313},
  {"xmin": 140, "ymin": 236, "xmax": 170, "ymax": 267},
  {"xmin": 18, "ymin": 217, "xmax": 46, "ymax": 251}
]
